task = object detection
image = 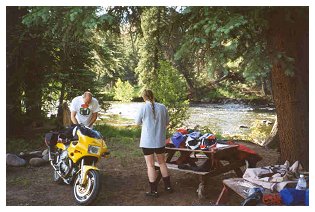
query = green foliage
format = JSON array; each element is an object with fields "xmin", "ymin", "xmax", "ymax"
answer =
[
  {"xmin": 135, "ymin": 7, "xmax": 162, "ymax": 87},
  {"xmin": 113, "ymin": 78, "xmax": 135, "ymax": 102},
  {"xmin": 7, "ymin": 6, "xmax": 129, "ymax": 135},
  {"xmin": 175, "ymin": 7, "xmax": 273, "ymax": 89},
  {"xmin": 151, "ymin": 60, "xmax": 190, "ymax": 130},
  {"xmin": 198, "ymin": 81, "xmax": 262, "ymax": 102},
  {"xmin": 248, "ymin": 120, "xmax": 273, "ymax": 143}
]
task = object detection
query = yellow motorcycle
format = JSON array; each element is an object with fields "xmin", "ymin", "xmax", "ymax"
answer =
[{"xmin": 44, "ymin": 124, "xmax": 109, "ymax": 205}]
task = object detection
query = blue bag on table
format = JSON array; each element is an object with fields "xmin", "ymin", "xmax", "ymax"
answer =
[
  {"xmin": 280, "ymin": 188, "xmax": 306, "ymax": 205},
  {"xmin": 171, "ymin": 132, "xmax": 186, "ymax": 148},
  {"xmin": 305, "ymin": 189, "xmax": 309, "ymax": 206}
]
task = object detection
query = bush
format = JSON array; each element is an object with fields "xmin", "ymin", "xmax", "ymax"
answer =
[
  {"xmin": 113, "ymin": 78, "xmax": 135, "ymax": 102},
  {"xmin": 151, "ymin": 60, "xmax": 190, "ymax": 130},
  {"xmin": 248, "ymin": 120, "xmax": 273, "ymax": 144}
]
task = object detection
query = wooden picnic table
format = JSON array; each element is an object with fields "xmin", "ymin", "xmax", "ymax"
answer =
[{"xmin": 154, "ymin": 144, "xmax": 248, "ymax": 198}]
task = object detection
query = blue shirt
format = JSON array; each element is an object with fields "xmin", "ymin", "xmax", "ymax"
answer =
[{"xmin": 135, "ymin": 101, "xmax": 169, "ymax": 148}]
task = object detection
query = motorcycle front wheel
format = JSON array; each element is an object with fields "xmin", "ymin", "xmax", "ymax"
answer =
[{"xmin": 73, "ymin": 169, "xmax": 101, "ymax": 205}]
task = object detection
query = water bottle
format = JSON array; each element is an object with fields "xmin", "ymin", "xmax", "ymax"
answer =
[{"xmin": 296, "ymin": 174, "xmax": 307, "ymax": 190}]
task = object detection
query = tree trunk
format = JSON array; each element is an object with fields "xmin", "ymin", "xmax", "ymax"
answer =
[
  {"xmin": 6, "ymin": 7, "xmax": 27, "ymax": 135},
  {"xmin": 268, "ymin": 8, "xmax": 309, "ymax": 170},
  {"xmin": 62, "ymin": 102, "xmax": 72, "ymax": 127},
  {"xmin": 261, "ymin": 77, "xmax": 267, "ymax": 96},
  {"xmin": 173, "ymin": 61, "xmax": 196, "ymax": 97},
  {"xmin": 58, "ymin": 81, "xmax": 66, "ymax": 107},
  {"xmin": 6, "ymin": 59, "xmax": 23, "ymax": 135},
  {"xmin": 23, "ymin": 38, "xmax": 45, "ymax": 125},
  {"xmin": 24, "ymin": 65, "xmax": 43, "ymax": 123}
]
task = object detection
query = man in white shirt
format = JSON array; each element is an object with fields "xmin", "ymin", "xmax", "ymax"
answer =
[{"xmin": 70, "ymin": 91, "xmax": 101, "ymax": 128}]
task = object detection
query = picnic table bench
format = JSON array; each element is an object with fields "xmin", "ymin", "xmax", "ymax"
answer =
[
  {"xmin": 216, "ymin": 178, "xmax": 273, "ymax": 205},
  {"xmin": 154, "ymin": 144, "xmax": 248, "ymax": 198}
]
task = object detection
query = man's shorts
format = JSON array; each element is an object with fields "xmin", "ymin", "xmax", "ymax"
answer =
[{"xmin": 142, "ymin": 146, "xmax": 166, "ymax": 155}]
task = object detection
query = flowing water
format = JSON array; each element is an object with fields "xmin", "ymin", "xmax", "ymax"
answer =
[{"xmin": 102, "ymin": 102, "xmax": 276, "ymax": 136}]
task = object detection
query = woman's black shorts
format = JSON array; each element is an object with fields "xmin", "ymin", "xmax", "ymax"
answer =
[{"xmin": 142, "ymin": 146, "xmax": 166, "ymax": 155}]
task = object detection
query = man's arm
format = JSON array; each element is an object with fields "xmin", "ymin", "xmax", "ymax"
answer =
[
  {"xmin": 88, "ymin": 112, "xmax": 98, "ymax": 127},
  {"xmin": 71, "ymin": 111, "xmax": 79, "ymax": 125}
]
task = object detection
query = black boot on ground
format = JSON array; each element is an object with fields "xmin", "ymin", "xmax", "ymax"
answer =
[
  {"xmin": 163, "ymin": 176, "xmax": 173, "ymax": 193},
  {"xmin": 145, "ymin": 181, "xmax": 159, "ymax": 198}
]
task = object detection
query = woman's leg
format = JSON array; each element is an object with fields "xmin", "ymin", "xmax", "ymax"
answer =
[
  {"xmin": 144, "ymin": 154, "xmax": 156, "ymax": 182},
  {"xmin": 156, "ymin": 153, "xmax": 169, "ymax": 177},
  {"xmin": 144, "ymin": 154, "xmax": 159, "ymax": 197},
  {"xmin": 156, "ymin": 153, "xmax": 173, "ymax": 192}
]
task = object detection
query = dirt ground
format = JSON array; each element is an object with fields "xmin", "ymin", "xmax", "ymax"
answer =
[{"xmin": 6, "ymin": 141, "xmax": 279, "ymax": 206}]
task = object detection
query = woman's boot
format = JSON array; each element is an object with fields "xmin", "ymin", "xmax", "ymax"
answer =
[
  {"xmin": 145, "ymin": 181, "xmax": 159, "ymax": 197},
  {"xmin": 163, "ymin": 176, "xmax": 173, "ymax": 193}
]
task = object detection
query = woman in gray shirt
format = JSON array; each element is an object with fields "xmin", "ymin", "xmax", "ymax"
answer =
[{"xmin": 135, "ymin": 89, "xmax": 173, "ymax": 197}]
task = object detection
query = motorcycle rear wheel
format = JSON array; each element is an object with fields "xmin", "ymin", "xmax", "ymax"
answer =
[{"xmin": 73, "ymin": 169, "xmax": 101, "ymax": 205}]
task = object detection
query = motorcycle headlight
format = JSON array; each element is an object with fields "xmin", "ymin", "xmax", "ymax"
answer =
[{"xmin": 88, "ymin": 145, "xmax": 100, "ymax": 154}]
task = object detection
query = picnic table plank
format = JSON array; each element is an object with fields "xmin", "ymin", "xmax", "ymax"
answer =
[
  {"xmin": 165, "ymin": 144, "xmax": 239, "ymax": 153},
  {"xmin": 154, "ymin": 162, "xmax": 209, "ymax": 175}
]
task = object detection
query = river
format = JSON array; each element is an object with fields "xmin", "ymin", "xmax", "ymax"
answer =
[{"xmin": 101, "ymin": 102, "xmax": 276, "ymax": 136}]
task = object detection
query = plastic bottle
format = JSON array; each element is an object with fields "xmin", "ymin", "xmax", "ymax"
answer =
[{"xmin": 296, "ymin": 174, "xmax": 307, "ymax": 190}]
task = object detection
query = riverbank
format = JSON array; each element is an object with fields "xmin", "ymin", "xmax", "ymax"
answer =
[
  {"xmin": 190, "ymin": 97, "xmax": 274, "ymax": 108},
  {"xmin": 130, "ymin": 94, "xmax": 274, "ymax": 107}
]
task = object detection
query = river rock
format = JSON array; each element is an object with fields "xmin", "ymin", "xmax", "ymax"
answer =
[
  {"xmin": 29, "ymin": 157, "xmax": 47, "ymax": 167},
  {"xmin": 261, "ymin": 120, "xmax": 273, "ymax": 126},
  {"xmin": 266, "ymin": 121, "xmax": 273, "ymax": 125},
  {"xmin": 6, "ymin": 153, "xmax": 27, "ymax": 167},
  {"xmin": 239, "ymin": 125, "xmax": 249, "ymax": 129},
  {"xmin": 29, "ymin": 151, "xmax": 43, "ymax": 157},
  {"xmin": 19, "ymin": 150, "xmax": 43, "ymax": 161}
]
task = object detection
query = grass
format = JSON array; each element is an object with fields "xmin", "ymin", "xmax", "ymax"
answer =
[
  {"xmin": 94, "ymin": 123, "xmax": 141, "ymax": 139},
  {"xmin": 98, "ymin": 114, "xmax": 134, "ymax": 125},
  {"xmin": 6, "ymin": 117, "xmax": 272, "ymax": 164},
  {"xmin": 6, "ymin": 122, "xmax": 142, "ymax": 156},
  {"xmin": 94, "ymin": 124, "xmax": 143, "ymax": 166},
  {"xmin": 106, "ymin": 137, "xmax": 143, "ymax": 167}
]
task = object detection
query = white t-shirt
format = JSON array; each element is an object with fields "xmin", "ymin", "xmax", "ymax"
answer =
[
  {"xmin": 70, "ymin": 96, "xmax": 101, "ymax": 127},
  {"xmin": 135, "ymin": 101, "xmax": 169, "ymax": 148}
]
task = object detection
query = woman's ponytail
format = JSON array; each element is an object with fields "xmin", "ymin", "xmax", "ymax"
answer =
[{"xmin": 142, "ymin": 89, "xmax": 156, "ymax": 119}]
